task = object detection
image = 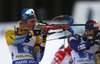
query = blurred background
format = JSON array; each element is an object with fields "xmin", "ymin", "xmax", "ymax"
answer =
[
  {"xmin": 1, "ymin": 0, "xmax": 100, "ymax": 64},
  {"xmin": 0, "ymin": 0, "xmax": 75, "ymax": 21}
]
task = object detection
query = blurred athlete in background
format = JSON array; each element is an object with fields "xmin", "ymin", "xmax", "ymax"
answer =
[{"xmin": 69, "ymin": 20, "xmax": 100, "ymax": 64}]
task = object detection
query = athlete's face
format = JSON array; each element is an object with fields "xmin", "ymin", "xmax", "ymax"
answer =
[
  {"xmin": 22, "ymin": 18, "xmax": 37, "ymax": 28},
  {"xmin": 87, "ymin": 30, "xmax": 94, "ymax": 36},
  {"xmin": 26, "ymin": 18, "xmax": 37, "ymax": 26}
]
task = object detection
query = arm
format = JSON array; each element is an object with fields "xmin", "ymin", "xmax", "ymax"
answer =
[
  {"xmin": 69, "ymin": 36, "xmax": 92, "ymax": 52},
  {"xmin": 5, "ymin": 29, "xmax": 27, "ymax": 46},
  {"xmin": 33, "ymin": 36, "xmax": 41, "ymax": 54},
  {"xmin": 5, "ymin": 29, "xmax": 41, "ymax": 46},
  {"xmin": 33, "ymin": 33, "xmax": 47, "ymax": 62}
]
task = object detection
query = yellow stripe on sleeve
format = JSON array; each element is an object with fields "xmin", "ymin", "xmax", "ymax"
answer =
[{"xmin": 5, "ymin": 29, "xmax": 16, "ymax": 46}]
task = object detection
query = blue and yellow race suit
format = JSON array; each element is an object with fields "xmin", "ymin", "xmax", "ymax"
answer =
[{"xmin": 5, "ymin": 29, "xmax": 45, "ymax": 64}]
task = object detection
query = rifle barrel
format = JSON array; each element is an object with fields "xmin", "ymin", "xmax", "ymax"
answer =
[{"xmin": 51, "ymin": 24, "xmax": 93, "ymax": 26}]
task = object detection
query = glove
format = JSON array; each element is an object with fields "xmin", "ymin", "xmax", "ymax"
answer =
[
  {"xmin": 24, "ymin": 29, "xmax": 41, "ymax": 42},
  {"xmin": 33, "ymin": 29, "xmax": 41, "ymax": 36},
  {"xmin": 94, "ymin": 34, "xmax": 100, "ymax": 45},
  {"xmin": 41, "ymin": 29, "xmax": 47, "ymax": 42},
  {"xmin": 94, "ymin": 39, "xmax": 100, "ymax": 45},
  {"xmin": 36, "ymin": 29, "xmax": 47, "ymax": 56},
  {"xmin": 87, "ymin": 36, "xmax": 95, "ymax": 45},
  {"xmin": 95, "ymin": 33, "xmax": 100, "ymax": 39},
  {"xmin": 87, "ymin": 36, "xmax": 100, "ymax": 45}
]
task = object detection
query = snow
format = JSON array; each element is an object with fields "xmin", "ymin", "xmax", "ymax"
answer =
[{"xmin": 0, "ymin": 36, "xmax": 12, "ymax": 64}]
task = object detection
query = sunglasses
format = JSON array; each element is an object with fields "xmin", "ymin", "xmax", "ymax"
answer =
[{"xmin": 23, "ymin": 9, "xmax": 35, "ymax": 17}]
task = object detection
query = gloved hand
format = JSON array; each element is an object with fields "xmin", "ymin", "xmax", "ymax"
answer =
[
  {"xmin": 87, "ymin": 36, "xmax": 100, "ymax": 45},
  {"xmin": 41, "ymin": 29, "xmax": 47, "ymax": 42},
  {"xmin": 87, "ymin": 36, "xmax": 95, "ymax": 45},
  {"xmin": 33, "ymin": 29, "xmax": 41, "ymax": 36},
  {"xmin": 94, "ymin": 34, "xmax": 100, "ymax": 45},
  {"xmin": 94, "ymin": 39, "xmax": 100, "ymax": 45},
  {"xmin": 24, "ymin": 29, "xmax": 41, "ymax": 42},
  {"xmin": 95, "ymin": 33, "xmax": 100, "ymax": 39},
  {"xmin": 36, "ymin": 29, "xmax": 47, "ymax": 56}
]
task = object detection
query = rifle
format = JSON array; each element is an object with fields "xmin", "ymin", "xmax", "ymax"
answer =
[{"xmin": 14, "ymin": 15, "xmax": 93, "ymax": 36}]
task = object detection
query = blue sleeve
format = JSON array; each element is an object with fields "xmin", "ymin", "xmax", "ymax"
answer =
[
  {"xmin": 69, "ymin": 37, "xmax": 92, "ymax": 52},
  {"xmin": 33, "ymin": 46, "xmax": 45, "ymax": 62},
  {"xmin": 10, "ymin": 34, "xmax": 27, "ymax": 46}
]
